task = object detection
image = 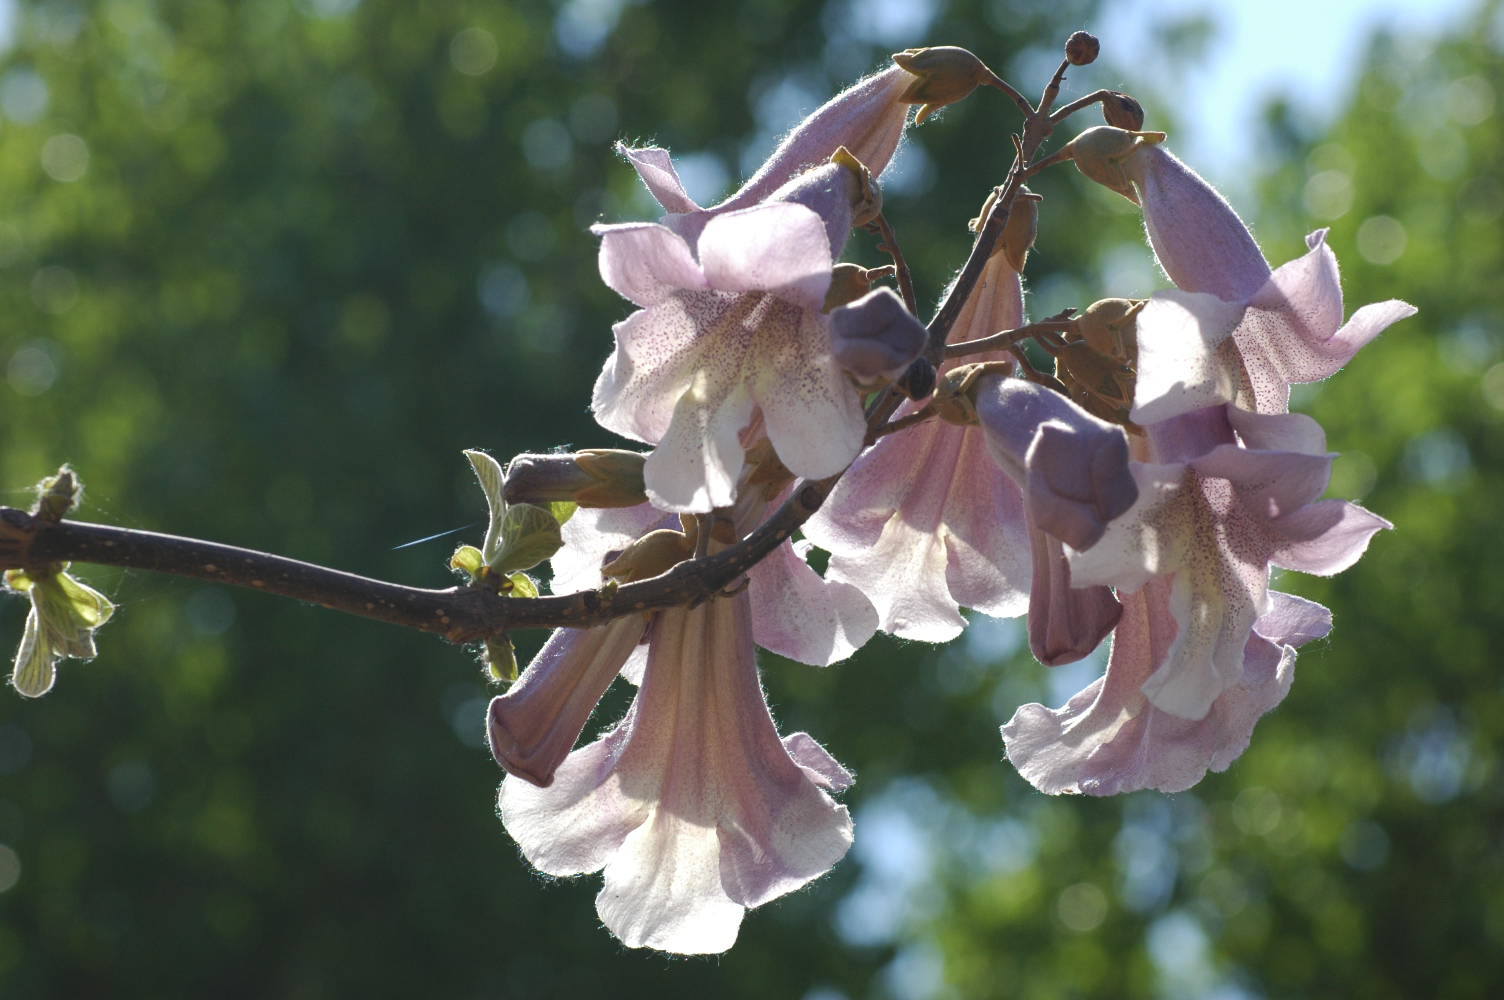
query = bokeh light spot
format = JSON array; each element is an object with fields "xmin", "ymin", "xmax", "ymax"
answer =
[
  {"xmin": 40, "ymin": 132, "xmax": 88, "ymax": 181},
  {"xmin": 1356, "ymin": 214, "xmax": 1407, "ymax": 265}
]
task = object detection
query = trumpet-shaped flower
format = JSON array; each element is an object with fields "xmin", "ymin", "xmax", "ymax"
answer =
[
  {"xmin": 804, "ymin": 251, "xmax": 1033, "ymax": 641},
  {"xmin": 619, "ymin": 64, "xmax": 913, "ymax": 227},
  {"xmin": 1119, "ymin": 139, "xmax": 1415, "ymax": 413},
  {"xmin": 489, "ymin": 483, "xmax": 875, "ymax": 786},
  {"xmin": 592, "ymin": 163, "xmax": 880, "ymax": 512},
  {"xmin": 498, "ymin": 594, "xmax": 853, "ymax": 954},
  {"xmin": 1066, "ymin": 406, "xmax": 1389, "ymax": 719},
  {"xmin": 1002, "ymin": 579, "xmax": 1332, "ymax": 795}
]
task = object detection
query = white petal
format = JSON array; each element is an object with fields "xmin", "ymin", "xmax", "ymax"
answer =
[
  {"xmin": 597, "ymin": 808, "xmax": 745, "ymax": 954},
  {"xmin": 755, "ymin": 311, "xmax": 867, "ymax": 479},
  {"xmin": 699, "ymin": 202, "xmax": 834, "ymax": 312},
  {"xmin": 592, "ymin": 297, "xmax": 720, "ymax": 445},
  {"xmin": 1130, "ymin": 290, "xmax": 1246, "ymax": 424},
  {"xmin": 644, "ymin": 378, "xmax": 755, "ymax": 511},
  {"xmin": 593, "ymin": 222, "xmax": 706, "ymax": 307}
]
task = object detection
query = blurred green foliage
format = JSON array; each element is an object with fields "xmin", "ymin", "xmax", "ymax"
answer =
[{"xmin": 0, "ymin": 0, "xmax": 1498, "ymax": 997}]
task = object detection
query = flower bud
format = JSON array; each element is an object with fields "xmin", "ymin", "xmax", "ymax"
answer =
[
  {"xmin": 898, "ymin": 357, "xmax": 937, "ymax": 401},
  {"xmin": 601, "ymin": 527, "xmax": 695, "ymax": 583},
  {"xmin": 1102, "ymin": 91, "xmax": 1145, "ymax": 130},
  {"xmin": 892, "ymin": 46, "xmax": 1000, "ymax": 124},
  {"xmin": 975, "ymin": 375, "xmax": 1138, "ymax": 551},
  {"xmin": 822, "ymin": 262, "xmax": 896, "ymax": 312},
  {"xmin": 1064, "ymin": 31, "xmax": 1099, "ymax": 66},
  {"xmin": 1067, "ymin": 125, "xmax": 1166, "ymax": 203},
  {"xmin": 829, "ymin": 288, "xmax": 927, "ymax": 386},
  {"xmin": 504, "ymin": 450, "xmax": 648, "ymax": 508},
  {"xmin": 969, "ymin": 187, "xmax": 1039, "ymax": 272},
  {"xmin": 1075, "ymin": 298, "xmax": 1144, "ymax": 362},
  {"xmin": 830, "ymin": 146, "xmax": 883, "ymax": 227}
]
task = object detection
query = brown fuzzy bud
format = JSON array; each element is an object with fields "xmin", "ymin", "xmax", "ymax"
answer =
[
  {"xmin": 1066, "ymin": 125, "xmax": 1166, "ymax": 203},
  {"xmin": 1075, "ymin": 298, "xmax": 1144, "ymax": 363},
  {"xmin": 829, "ymin": 146, "xmax": 883, "ymax": 227},
  {"xmin": 1000, "ymin": 188, "xmax": 1041, "ymax": 272},
  {"xmin": 1065, "ymin": 31, "xmax": 1100, "ymax": 66},
  {"xmin": 968, "ymin": 187, "xmax": 1040, "ymax": 272},
  {"xmin": 601, "ymin": 527, "xmax": 694, "ymax": 583},
  {"xmin": 892, "ymin": 46, "xmax": 999, "ymax": 124},
  {"xmin": 823, "ymin": 262, "xmax": 895, "ymax": 312},
  {"xmin": 1102, "ymin": 91, "xmax": 1145, "ymax": 130},
  {"xmin": 504, "ymin": 450, "xmax": 647, "ymax": 508}
]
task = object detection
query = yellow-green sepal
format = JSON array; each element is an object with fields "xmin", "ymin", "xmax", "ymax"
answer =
[{"xmin": 484, "ymin": 636, "xmax": 519, "ymax": 683}]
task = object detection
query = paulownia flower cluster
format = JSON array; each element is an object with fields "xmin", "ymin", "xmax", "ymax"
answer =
[
  {"xmin": 479, "ymin": 38, "xmax": 1413, "ymax": 953},
  {"xmin": 2, "ymin": 31, "xmax": 1414, "ymax": 957}
]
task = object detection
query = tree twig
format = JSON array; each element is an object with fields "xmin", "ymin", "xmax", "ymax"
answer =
[
  {"xmin": 868, "ymin": 214, "xmax": 919, "ymax": 316},
  {"xmin": 1, "ymin": 479, "xmax": 837, "ymax": 643}
]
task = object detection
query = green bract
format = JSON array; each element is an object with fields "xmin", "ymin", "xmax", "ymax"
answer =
[
  {"xmin": 463, "ymin": 449, "xmax": 565, "ymax": 575},
  {"xmin": 5, "ymin": 566, "xmax": 115, "ymax": 698}
]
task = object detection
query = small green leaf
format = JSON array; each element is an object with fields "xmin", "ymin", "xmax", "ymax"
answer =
[
  {"xmin": 55, "ymin": 571, "xmax": 115, "ymax": 629},
  {"xmin": 3, "ymin": 569, "xmax": 35, "ymax": 594},
  {"xmin": 7, "ymin": 565, "xmax": 112, "ymax": 698},
  {"xmin": 507, "ymin": 572, "xmax": 540, "ymax": 599},
  {"xmin": 549, "ymin": 500, "xmax": 577, "ymax": 527},
  {"xmin": 449, "ymin": 544, "xmax": 485, "ymax": 578},
  {"xmin": 485, "ymin": 637, "xmax": 518, "ymax": 683},
  {"xmin": 463, "ymin": 449, "xmax": 508, "ymax": 564},
  {"xmin": 493, "ymin": 503, "xmax": 564, "ymax": 573},
  {"xmin": 11, "ymin": 608, "xmax": 56, "ymax": 698}
]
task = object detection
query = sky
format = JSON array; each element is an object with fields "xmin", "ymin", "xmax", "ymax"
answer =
[{"xmin": 1098, "ymin": 0, "xmax": 1483, "ymax": 186}]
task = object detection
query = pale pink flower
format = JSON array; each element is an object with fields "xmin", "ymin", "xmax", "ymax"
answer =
[
  {"xmin": 1002, "ymin": 579, "xmax": 1331, "ymax": 795},
  {"xmin": 498, "ymin": 594, "xmax": 853, "ymax": 954},
  {"xmin": 804, "ymin": 251, "xmax": 1033, "ymax": 641},
  {"xmin": 618, "ymin": 64, "xmax": 913, "ymax": 226},
  {"xmin": 488, "ymin": 490, "xmax": 875, "ymax": 787},
  {"xmin": 592, "ymin": 163, "xmax": 876, "ymax": 512},
  {"xmin": 1115, "ymin": 139, "xmax": 1416, "ymax": 414},
  {"xmin": 1066, "ymin": 406, "xmax": 1389, "ymax": 720}
]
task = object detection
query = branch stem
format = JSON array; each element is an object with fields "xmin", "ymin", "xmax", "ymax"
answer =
[{"xmin": 2, "ymin": 480, "xmax": 835, "ymax": 643}]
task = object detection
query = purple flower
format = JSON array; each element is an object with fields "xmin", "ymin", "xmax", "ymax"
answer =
[
  {"xmin": 828, "ymin": 287, "xmax": 928, "ymax": 385},
  {"xmin": 1002, "ymin": 580, "xmax": 1331, "ymax": 795},
  {"xmin": 592, "ymin": 163, "xmax": 871, "ymax": 512},
  {"xmin": 498, "ymin": 594, "xmax": 853, "ymax": 954},
  {"xmin": 804, "ymin": 251, "xmax": 1033, "ymax": 641},
  {"xmin": 1113, "ymin": 139, "xmax": 1416, "ymax": 414},
  {"xmin": 1066, "ymin": 406, "xmax": 1389, "ymax": 720},
  {"xmin": 618, "ymin": 64, "xmax": 913, "ymax": 224},
  {"xmin": 1024, "ymin": 523, "xmax": 1121, "ymax": 667},
  {"xmin": 974, "ymin": 376, "xmax": 1138, "ymax": 552}
]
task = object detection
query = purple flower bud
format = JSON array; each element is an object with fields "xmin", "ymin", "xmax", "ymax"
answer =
[
  {"xmin": 975, "ymin": 376, "xmax": 1138, "ymax": 551},
  {"xmin": 719, "ymin": 66, "xmax": 912, "ymax": 213},
  {"xmin": 1121, "ymin": 144, "xmax": 1271, "ymax": 301},
  {"xmin": 767, "ymin": 161, "xmax": 861, "ymax": 261},
  {"xmin": 1027, "ymin": 524, "xmax": 1121, "ymax": 666},
  {"xmin": 828, "ymin": 287, "xmax": 927, "ymax": 385}
]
